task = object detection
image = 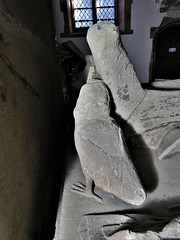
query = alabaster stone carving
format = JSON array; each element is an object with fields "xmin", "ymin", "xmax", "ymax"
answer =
[
  {"xmin": 151, "ymin": 79, "xmax": 180, "ymax": 89},
  {"xmin": 107, "ymin": 215, "xmax": 180, "ymax": 240},
  {"xmin": 78, "ymin": 213, "xmax": 180, "ymax": 240},
  {"xmin": 87, "ymin": 22, "xmax": 180, "ymax": 153},
  {"xmin": 72, "ymin": 22, "xmax": 180, "ymax": 239},
  {"xmin": 73, "ymin": 66, "xmax": 146, "ymax": 205}
]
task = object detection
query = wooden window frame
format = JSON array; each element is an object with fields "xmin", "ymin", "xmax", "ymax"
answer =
[{"xmin": 60, "ymin": 0, "xmax": 133, "ymax": 37}]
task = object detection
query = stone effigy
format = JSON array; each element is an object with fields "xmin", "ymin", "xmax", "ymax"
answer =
[
  {"xmin": 73, "ymin": 66, "xmax": 146, "ymax": 205},
  {"xmin": 151, "ymin": 79, "xmax": 180, "ymax": 89},
  {"xmin": 78, "ymin": 213, "xmax": 180, "ymax": 240},
  {"xmin": 87, "ymin": 22, "xmax": 180, "ymax": 153},
  {"xmin": 107, "ymin": 215, "xmax": 180, "ymax": 240},
  {"xmin": 72, "ymin": 22, "xmax": 180, "ymax": 239}
]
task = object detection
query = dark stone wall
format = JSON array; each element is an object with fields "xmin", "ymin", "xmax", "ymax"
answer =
[
  {"xmin": 0, "ymin": 0, "xmax": 55, "ymax": 45},
  {"xmin": 0, "ymin": 1, "xmax": 66, "ymax": 239}
]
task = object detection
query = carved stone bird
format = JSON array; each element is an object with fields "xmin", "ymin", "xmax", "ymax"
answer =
[
  {"xmin": 87, "ymin": 22, "xmax": 180, "ymax": 152},
  {"xmin": 72, "ymin": 67, "xmax": 146, "ymax": 205}
]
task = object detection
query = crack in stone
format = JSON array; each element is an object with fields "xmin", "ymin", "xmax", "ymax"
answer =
[
  {"xmin": 82, "ymin": 135, "xmax": 113, "ymax": 158},
  {"xmin": 0, "ymin": 54, "xmax": 40, "ymax": 98},
  {"xmin": 126, "ymin": 90, "xmax": 147, "ymax": 122}
]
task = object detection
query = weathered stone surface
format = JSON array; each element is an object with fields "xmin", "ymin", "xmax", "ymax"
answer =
[
  {"xmin": 87, "ymin": 22, "xmax": 180, "ymax": 151},
  {"xmin": 128, "ymin": 90, "xmax": 180, "ymax": 135},
  {"xmin": 108, "ymin": 230, "xmax": 161, "ymax": 240},
  {"xmin": 151, "ymin": 79, "xmax": 180, "ymax": 89},
  {"xmin": 78, "ymin": 214, "xmax": 131, "ymax": 240},
  {"xmin": 156, "ymin": 126, "xmax": 180, "ymax": 160},
  {"xmin": 87, "ymin": 22, "xmax": 146, "ymax": 121},
  {"xmin": 78, "ymin": 213, "xmax": 177, "ymax": 240},
  {"xmin": 108, "ymin": 215, "xmax": 180, "ymax": 240},
  {"xmin": 74, "ymin": 70, "xmax": 110, "ymax": 123},
  {"xmin": 0, "ymin": 7, "xmax": 65, "ymax": 240},
  {"xmin": 78, "ymin": 213, "xmax": 180, "ymax": 240},
  {"xmin": 73, "ymin": 67, "xmax": 146, "ymax": 205},
  {"xmin": 73, "ymin": 21, "xmax": 180, "ymax": 240}
]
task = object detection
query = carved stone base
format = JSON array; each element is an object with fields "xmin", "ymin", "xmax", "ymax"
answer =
[{"xmin": 78, "ymin": 214, "xmax": 178, "ymax": 240}]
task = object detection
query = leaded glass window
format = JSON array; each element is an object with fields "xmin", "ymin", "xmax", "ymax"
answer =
[
  {"xmin": 60, "ymin": 0, "xmax": 133, "ymax": 37},
  {"xmin": 73, "ymin": 0, "xmax": 93, "ymax": 28},
  {"xmin": 73, "ymin": 0, "xmax": 115, "ymax": 29},
  {"xmin": 96, "ymin": 0, "xmax": 115, "ymax": 23}
]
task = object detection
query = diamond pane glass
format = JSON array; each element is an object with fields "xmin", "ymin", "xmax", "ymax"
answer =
[
  {"xmin": 96, "ymin": 0, "xmax": 114, "ymax": 7},
  {"xmin": 73, "ymin": 0, "xmax": 115, "ymax": 29},
  {"xmin": 74, "ymin": 0, "xmax": 92, "ymax": 9},
  {"xmin": 74, "ymin": 9, "xmax": 93, "ymax": 21},
  {"xmin": 75, "ymin": 21, "xmax": 93, "ymax": 28},
  {"xmin": 97, "ymin": 7, "xmax": 115, "ymax": 21}
]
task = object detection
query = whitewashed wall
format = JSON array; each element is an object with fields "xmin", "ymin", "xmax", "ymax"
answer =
[{"xmin": 52, "ymin": 0, "xmax": 165, "ymax": 83}]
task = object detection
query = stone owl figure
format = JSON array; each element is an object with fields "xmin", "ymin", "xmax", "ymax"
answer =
[{"xmin": 73, "ymin": 67, "xmax": 146, "ymax": 205}]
